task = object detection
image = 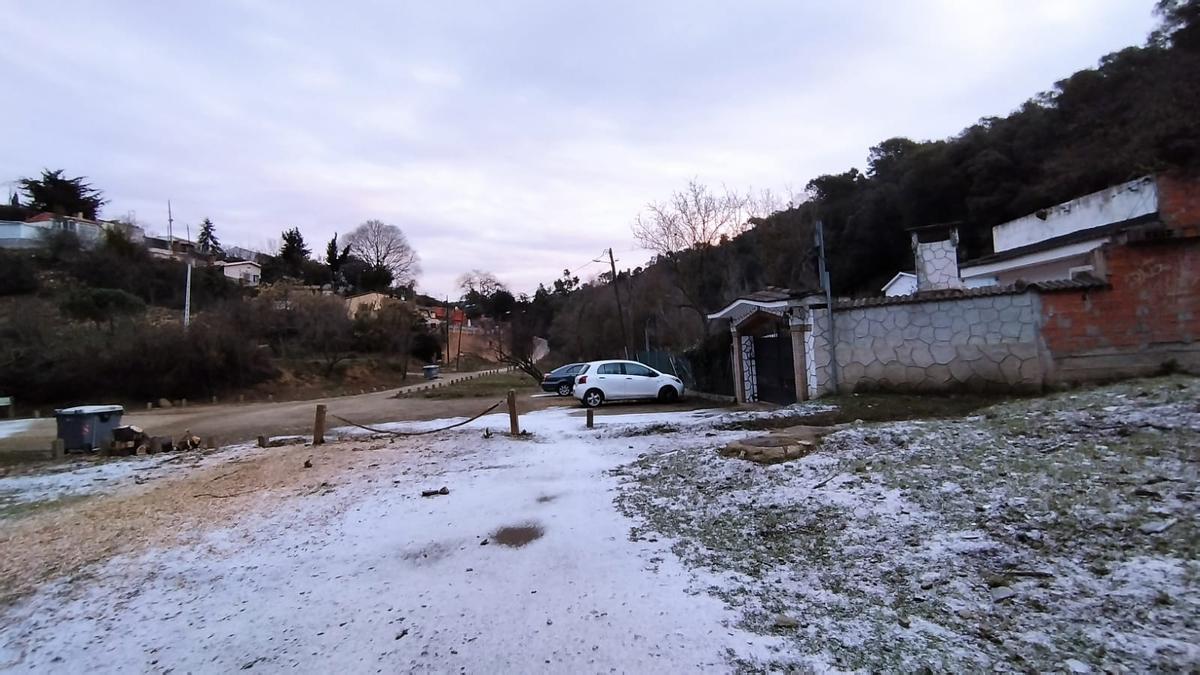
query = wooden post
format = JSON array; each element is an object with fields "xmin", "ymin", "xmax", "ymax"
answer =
[
  {"xmin": 6, "ymin": 400, "xmax": 13, "ymax": 419},
  {"xmin": 313, "ymin": 404, "xmax": 327, "ymax": 445},
  {"xmin": 146, "ymin": 402, "xmax": 153, "ymax": 410},
  {"xmin": 206, "ymin": 436, "xmax": 217, "ymax": 450},
  {"xmin": 50, "ymin": 439, "xmax": 65, "ymax": 460},
  {"xmin": 507, "ymin": 389, "xmax": 520, "ymax": 436},
  {"xmin": 180, "ymin": 398, "xmax": 187, "ymax": 408},
  {"xmin": 586, "ymin": 409, "xmax": 594, "ymax": 429},
  {"xmin": 33, "ymin": 409, "xmax": 40, "ymax": 419},
  {"xmin": 149, "ymin": 437, "xmax": 162, "ymax": 454},
  {"xmin": 257, "ymin": 435, "xmax": 268, "ymax": 448},
  {"xmin": 239, "ymin": 394, "xmax": 245, "ymax": 403},
  {"xmin": 211, "ymin": 395, "xmax": 218, "ymax": 405}
]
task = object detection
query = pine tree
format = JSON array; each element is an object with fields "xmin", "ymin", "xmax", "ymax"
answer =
[
  {"xmin": 197, "ymin": 218, "xmax": 222, "ymax": 255},
  {"xmin": 279, "ymin": 227, "xmax": 310, "ymax": 278},
  {"xmin": 325, "ymin": 233, "xmax": 351, "ymax": 291}
]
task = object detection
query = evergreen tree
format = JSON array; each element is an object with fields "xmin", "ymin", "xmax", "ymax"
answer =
[
  {"xmin": 279, "ymin": 227, "xmax": 310, "ymax": 278},
  {"xmin": 19, "ymin": 169, "xmax": 107, "ymax": 219},
  {"xmin": 197, "ymin": 218, "xmax": 222, "ymax": 255},
  {"xmin": 325, "ymin": 233, "xmax": 351, "ymax": 291}
]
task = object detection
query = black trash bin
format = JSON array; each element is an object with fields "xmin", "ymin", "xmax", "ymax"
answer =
[{"xmin": 55, "ymin": 405, "xmax": 125, "ymax": 451}]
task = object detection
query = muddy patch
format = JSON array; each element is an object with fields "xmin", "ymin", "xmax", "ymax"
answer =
[{"xmin": 491, "ymin": 522, "xmax": 545, "ymax": 548}]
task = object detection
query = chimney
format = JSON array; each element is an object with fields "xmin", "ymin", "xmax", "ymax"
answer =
[{"xmin": 910, "ymin": 224, "xmax": 963, "ymax": 292}]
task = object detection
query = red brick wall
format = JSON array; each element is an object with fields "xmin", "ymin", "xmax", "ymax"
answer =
[
  {"xmin": 1158, "ymin": 172, "xmax": 1200, "ymax": 230},
  {"xmin": 1041, "ymin": 240, "xmax": 1200, "ymax": 356}
]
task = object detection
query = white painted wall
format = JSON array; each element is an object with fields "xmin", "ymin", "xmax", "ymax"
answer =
[{"xmin": 992, "ymin": 176, "xmax": 1156, "ymax": 252}]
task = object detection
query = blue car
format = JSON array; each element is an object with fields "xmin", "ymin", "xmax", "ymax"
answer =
[{"xmin": 541, "ymin": 363, "xmax": 587, "ymax": 396}]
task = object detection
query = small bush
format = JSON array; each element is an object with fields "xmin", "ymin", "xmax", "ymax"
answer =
[{"xmin": 0, "ymin": 251, "xmax": 38, "ymax": 295}]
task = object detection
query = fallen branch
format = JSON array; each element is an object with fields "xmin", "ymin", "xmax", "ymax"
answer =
[
  {"xmin": 332, "ymin": 399, "xmax": 505, "ymax": 437},
  {"xmin": 209, "ymin": 470, "xmax": 239, "ymax": 483},
  {"xmin": 421, "ymin": 487, "xmax": 450, "ymax": 497}
]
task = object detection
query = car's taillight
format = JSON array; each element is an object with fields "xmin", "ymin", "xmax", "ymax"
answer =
[{"xmin": 578, "ymin": 375, "xmax": 587, "ymax": 384}]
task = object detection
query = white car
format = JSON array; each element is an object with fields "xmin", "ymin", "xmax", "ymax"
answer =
[{"xmin": 572, "ymin": 360, "xmax": 684, "ymax": 408}]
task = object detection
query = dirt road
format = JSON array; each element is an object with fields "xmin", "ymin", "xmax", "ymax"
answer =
[{"xmin": 0, "ymin": 370, "xmax": 568, "ymax": 454}]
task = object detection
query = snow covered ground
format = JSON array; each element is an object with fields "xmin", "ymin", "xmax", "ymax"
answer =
[
  {"xmin": 1, "ymin": 379, "xmax": 1196, "ymax": 673},
  {"xmin": 0, "ymin": 406, "xmax": 787, "ymax": 673},
  {"xmin": 618, "ymin": 376, "xmax": 1200, "ymax": 672}
]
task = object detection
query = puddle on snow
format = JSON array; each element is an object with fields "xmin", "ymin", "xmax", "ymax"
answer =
[{"xmin": 492, "ymin": 522, "xmax": 545, "ymax": 547}]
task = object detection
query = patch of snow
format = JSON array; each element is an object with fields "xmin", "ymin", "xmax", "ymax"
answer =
[{"xmin": 0, "ymin": 419, "xmax": 34, "ymax": 440}]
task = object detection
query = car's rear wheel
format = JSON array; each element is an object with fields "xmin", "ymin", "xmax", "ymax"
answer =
[
  {"xmin": 658, "ymin": 386, "xmax": 679, "ymax": 403},
  {"xmin": 556, "ymin": 383, "xmax": 572, "ymax": 397},
  {"xmin": 583, "ymin": 389, "xmax": 604, "ymax": 408}
]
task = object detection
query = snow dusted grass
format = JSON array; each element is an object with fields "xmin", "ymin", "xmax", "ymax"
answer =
[{"xmin": 616, "ymin": 376, "xmax": 1200, "ymax": 672}]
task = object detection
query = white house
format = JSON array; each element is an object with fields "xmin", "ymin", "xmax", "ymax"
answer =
[
  {"xmin": 959, "ymin": 176, "xmax": 1157, "ymax": 287},
  {"xmin": 216, "ymin": 260, "xmax": 261, "ymax": 286},
  {"xmin": 880, "ymin": 271, "xmax": 918, "ymax": 297}
]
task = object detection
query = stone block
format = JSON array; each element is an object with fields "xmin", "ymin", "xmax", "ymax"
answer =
[
  {"xmin": 865, "ymin": 360, "xmax": 885, "ymax": 381},
  {"xmin": 958, "ymin": 343, "xmax": 984, "ymax": 361},
  {"xmin": 933, "ymin": 327, "xmax": 954, "ymax": 342},
  {"xmin": 910, "ymin": 311, "xmax": 932, "ymax": 328},
  {"xmin": 931, "ymin": 343, "xmax": 957, "ymax": 365},
  {"xmin": 980, "ymin": 308, "xmax": 999, "ymax": 323},
  {"xmin": 903, "ymin": 325, "xmax": 921, "ymax": 341},
  {"xmin": 1019, "ymin": 323, "xmax": 1036, "ymax": 342},
  {"xmin": 926, "ymin": 363, "xmax": 951, "ymax": 385},
  {"xmin": 999, "ymin": 306, "xmax": 1022, "ymax": 323},
  {"xmin": 967, "ymin": 335, "xmax": 987, "ymax": 346},
  {"xmin": 994, "ymin": 295, "xmax": 1012, "ymax": 310},
  {"xmin": 836, "ymin": 346, "xmax": 851, "ymax": 367},
  {"xmin": 969, "ymin": 322, "xmax": 987, "ymax": 336},
  {"xmin": 883, "ymin": 362, "xmax": 906, "ymax": 382},
  {"xmin": 1000, "ymin": 322, "xmax": 1022, "ymax": 339},
  {"xmin": 843, "ymin": 361, "xmax": 866, "ymax": 383},
  {"xmin": 951, "ymin": 316, "xmax": 969, "ymax": 334},
  {"xmin": 911, "ymin": 343, "xmax": 934, "ymax": 368},
  {"xmin": 919, "ymin": 326, "xmax": 935, "ymax": 343},
  {"xmin": 964, "ymin": 307, "xmax": 982, "ymax": 324},
  {"xmin": 931, "ymin": 312, "xmax": 953, "ymax": 329},
  {"xmin": 999, "ymin": 354, "xmax": 1022, "ymax": 382},
  {"xmin": 906, "ymin": 366, "xmax": 927, "ymax": 382},
  {"xmin": 948, "ymin": 357, "xmax": 973, "ymax": 382}
]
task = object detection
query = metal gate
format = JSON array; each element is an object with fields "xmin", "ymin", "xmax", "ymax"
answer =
[{"xmin": 752, "ymin": 330, "xmax": 796, "ymax": 406}]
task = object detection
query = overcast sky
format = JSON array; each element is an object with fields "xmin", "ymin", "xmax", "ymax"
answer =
[{"xmin": 0, "ymin": 0, "xmax": 1158, "ymax": 298}]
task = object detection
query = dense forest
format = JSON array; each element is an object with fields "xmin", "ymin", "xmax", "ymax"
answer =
[{"xmin": 510, "ymin": 0, "xmax": 1200, "ymax": 379}]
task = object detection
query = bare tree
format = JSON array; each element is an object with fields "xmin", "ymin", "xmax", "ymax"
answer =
[
  {"xmin": 343, "ymin": 220, "xmax": 421, "ymax": 286},
  {"xmin": 631, "ymin": 180, "xmax": 753, "ymax": 333},
  {"xmin": 456, "ymin": 269, "xmax": 504, "ymax": 298},
  {"xmin": 632, "ymin": 180, "xmax": 750, "ymax": 255}
]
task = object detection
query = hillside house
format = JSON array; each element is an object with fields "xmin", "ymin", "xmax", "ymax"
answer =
[
  {"xmin": 0, "ymin": 212, "xmax": 107, "ymax": 249},
  {"xmin": 709, "ymin": 172, "xmax": 1200, "ymax": 403},
  {"xmin": 216, "ymin": 260, "xmax": 261, "ymax": 286}
]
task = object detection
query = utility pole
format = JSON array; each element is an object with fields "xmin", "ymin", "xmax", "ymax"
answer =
[
  {"xmin": 172, "ymin": 200, "xmax": 193, "ymax": 329},
  {"xmin": 814, "ymin": 219, "xmax": 838, "ymax": 391},
  {"xmin": 607, "ymin": 248, "xmax": 630, "ymax": 359}
]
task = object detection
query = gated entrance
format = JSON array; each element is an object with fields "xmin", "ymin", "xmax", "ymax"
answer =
[{"xmin": 752, "ymin": 325, "xmax": 796, "ymax": 405}]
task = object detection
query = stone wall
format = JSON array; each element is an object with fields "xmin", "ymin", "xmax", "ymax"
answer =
[{"xmin": 822, "ymin": 291, "xmax": 1046, "ymax": 393}]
